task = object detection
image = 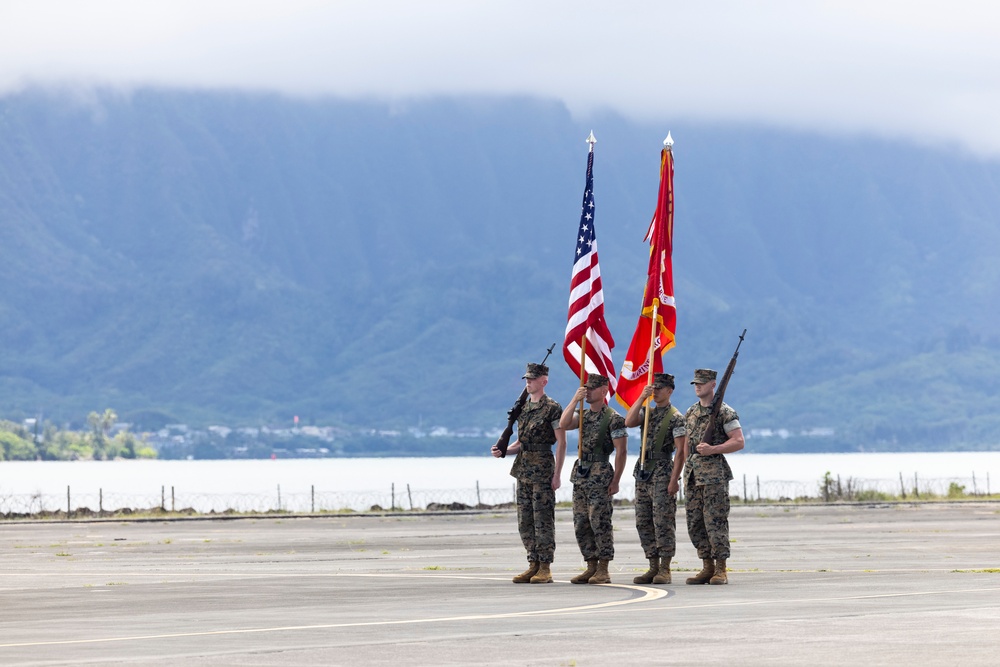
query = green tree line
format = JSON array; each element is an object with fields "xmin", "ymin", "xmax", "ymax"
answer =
[{"xmin": 0, "ymin": 409, "xmax": 157, "ymax": 461}]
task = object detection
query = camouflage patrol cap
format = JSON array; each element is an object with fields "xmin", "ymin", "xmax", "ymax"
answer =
[
  {"xmin": 584, "ymin": 373, "xmax": 610, "ymax": 389},
  {"xmin": 522, "ymin": 363, "xmax": 550, "ymax": 379},
  {"xmin": 652, "ymin": 373, "xmax": 675, "ymax": 389},
  {"xmin": 691, "ymin": 368, "xmax": 718, "ymax": 384}
]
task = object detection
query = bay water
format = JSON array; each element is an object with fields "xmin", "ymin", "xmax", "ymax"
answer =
[{"xmin": 2, "ymin": 451, "xmax": 998, "ymax": 513}]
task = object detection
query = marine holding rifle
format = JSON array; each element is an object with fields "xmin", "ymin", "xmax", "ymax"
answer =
[
  {"xmin": 623, "ymin": 372, "xmax": 688, "ymax": 585},
  {"xmin": 683, "ymin": 368, "xmax": 745, "ymax": 585},
  {"xmin": 558, "ymin": 374, "xmax": 628, "ymax": 584},
  {"xmin": 491, "ymin": 362, "xmax": 567, "ymax": 584}
]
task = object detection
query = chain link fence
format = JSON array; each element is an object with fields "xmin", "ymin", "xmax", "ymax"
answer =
[
  {"xmin": 1, "ymin": 471, "xmax": 994, "ymax": 518},
  {"xmin": 733, "ymin": 471, "xmax": 994, "ymax": 502}
]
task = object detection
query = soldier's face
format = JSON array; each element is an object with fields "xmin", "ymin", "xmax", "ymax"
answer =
[
  {"xmin": 525, "ymin": 376, "xmax": 547, "ymax": 392},
  {"xmin": 653, "ymin": 386, "xmax": 672, "ymax": 403},
  {"xmin": 693, "ymin": 381, "xmax": 715, "ymax": 400},
  {"xmin": 586, "ymin": 386, "xmax": 607, "ymax": 404}
]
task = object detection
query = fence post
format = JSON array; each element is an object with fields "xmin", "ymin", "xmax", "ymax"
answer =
[
  {"xmin": 899, "ymin": 472, "xmax": 906, "ymax": 499},
  {"xmin": 161, "ymin": 486, "xmax": 165, "ymax": 511},
  {"xmin": 311, "ymin": 485, "xmax": 315, "ymax": 513},
  {"xmin": 277, "ymin": 484, "xmax": 282, "ymax": 511},
  {"xmin": 171, "ymin": 486, "xmax": 175, "ymax": 512},
  {"xmin": 67, "ymin": 485, "xmax": 71, "ymax": 516},
  {"xmin": 392, "ymin": 483, "xmax": 395, "ymax": 510},
  {"xmin": 476, "ymin": 481, "xmax": 481, "ymax": 507},
  {"xmin": 756, "ymin": 476, "xmax": 761, "ymax": 502},
  {"xmin": 743, "ymin": 474, "xmax": 747, "ymax": 503},
  {"xmin": 972, "ymin": 472, "xmax": 978, "ymax": 496},
  {"xmin": 407, "ymin": 484, "xmax": 413, "ymax": 510},
  {"xmin": 99, "ymin": 488, "xmax": 103, "ymax": 514},
  {"xmin": 914, "ymin": 473, "xmax": 919, "ymax": 499}
]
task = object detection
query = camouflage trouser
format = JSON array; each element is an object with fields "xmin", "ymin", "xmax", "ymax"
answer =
[
  {"xmin": 516, "ymin": 479, "xmax": 556, "ymax": 563},
  {"xmin": 634, "ymin": 464, "xmax": 677, "ymax": 559},
  {"xmin": 685, "ymin": 481, "xmax": 731, "ymax": 559},
  {"xmin": 572, "ymin": 464, "xmax": 615, "ymax": 561}
]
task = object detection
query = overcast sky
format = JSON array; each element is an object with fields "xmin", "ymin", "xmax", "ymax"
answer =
[{"xmin": 3, "ymin": 1, "xmax": 1000, "ymax": 158}]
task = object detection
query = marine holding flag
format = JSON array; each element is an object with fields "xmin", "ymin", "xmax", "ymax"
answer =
[
  {"xmin": 616, "ymin": 137, "xmax": 684, "ymax": 585},
  {"xmin": 561, "ymin": 134, "xmax": 628, "ymax": 585}
]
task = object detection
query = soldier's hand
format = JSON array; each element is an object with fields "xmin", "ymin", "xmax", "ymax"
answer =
[
  {"xmin": 668, "ymin": 479, "xmax": 679, "ymax": 495},
  {"xmin": 574, "ymin": 387, "xmax": 587, "ymax": 402},
  {"xmin": 491, "ymin": 444, "xmax": 502, "ymax": 458},
  {"xmin": 551, "ymin": 475, "xmax": 561, "ymax": 491},
  {"xmin": 607, "ymin": 480, "xmax": 619, "ymax": 496},
  {"xmin": 640, "ymin": 385, "xmax": 653, "ymax": 400},
  {"xmin": 695, "ymin": 443, "xmax": 714, "ymax": 456}
]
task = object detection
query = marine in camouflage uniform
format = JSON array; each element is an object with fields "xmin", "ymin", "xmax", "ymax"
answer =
[
  {"xmin": 682, "ymin": 368, "xmax": 745, "ymax": 585},
  {"xmin": 623, "ymin": 373, "xmax": 688, "ymax": 585},
  {"xmin": 558, "ymin": 374, "xmax": 628, "ymax": 585},
  {"xmin": 491, "ymin": 362, "xmax": 566, "ymax": 584}
]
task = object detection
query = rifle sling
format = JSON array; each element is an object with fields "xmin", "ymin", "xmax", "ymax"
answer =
[
  {"xmin": 597, "ymin": 407, "xmax": 615, "ymax": 455},
  {"xmin": 579, "ymin": 407, "xmax": 615, "ymax": 462},
  {"xmin": 644, "ymin": 405, "xmax": 679, "ymax": 460}
]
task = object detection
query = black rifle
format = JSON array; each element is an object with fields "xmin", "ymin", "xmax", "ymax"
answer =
[
  {"xmin": 494, "ymin": 344, "xmax": 556, "ymax": 458},
  {"xmin": 699, "ymin": 329, "xmax": 747, "ymax": 448}
]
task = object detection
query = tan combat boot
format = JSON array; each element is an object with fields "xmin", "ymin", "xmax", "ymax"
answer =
[
  {"xmin": 633, "ymin": 557, "xmax": 659, "ymax": 584},
  {"xmin": 530, "ymin": 562, "xmax": 553, "ymax": 584},
  {"xmin": 685, "ymin": 558, "xmax": 715, "ymax": 585},
  {"xmin": 588, "ymin": 559, "xmax": 612, "ymax": 584},
  {"xmin": 652, "ymin": 556, "xmax": 672, "ymax": 585},
  {"xmin": 512, "ymin": 561, "xmax": 539, "ymax": 584},
  {"xmin": 710, "ymin": 558, "xmax": 728, "ymax": 585},
  {"xmin": 571, "ymin": 559, "xmax": 598, "ymax": 584}
]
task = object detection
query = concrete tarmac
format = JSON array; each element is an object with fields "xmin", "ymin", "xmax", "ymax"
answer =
[{"xmin": 1, "ymin": 502, "xmax": 999, "ymax": 666}]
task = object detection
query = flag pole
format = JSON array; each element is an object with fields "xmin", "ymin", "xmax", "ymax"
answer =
[
  {"xmin": 580, "ymin": 129, "xmax": 597, "ymax": 448},
  {"xmin": 583, "ymin": 124, "xmax": 597, "ymax": 426},
  {"xmin": 637, "ymin": 136, "xmax": 672, "ymax": 478},
  {"xmin": 638, "ymin": 250, "xmax": 663, "ymax": 482},
  {"xmin": 639, "ymin": 295, "xmax": 659, "ymax": 474},
  {"xmin": 578, "ymin": 332, "xmax": 588, "ymax": 464},
  {"xmin": 568, "ymin": 130, "xmax": 603, "ymax": 478}
]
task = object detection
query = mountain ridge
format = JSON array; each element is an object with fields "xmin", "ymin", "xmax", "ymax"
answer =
[{"xmin": 2, "ymin": 87, "xmax": 999, "ymax": 450}]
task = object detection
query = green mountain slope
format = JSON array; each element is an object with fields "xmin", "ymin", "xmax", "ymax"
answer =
[{"xmin": 1, "ymin": 88, "xmax": 999, "ymax": 450}]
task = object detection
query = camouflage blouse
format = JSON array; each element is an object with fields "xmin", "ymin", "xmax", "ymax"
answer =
[
  {"xmin": 632, "ymin": 403, "xmax": 686, "ymax": 476},
  {"xmin": 574, "ymin": 406, "xmax": 628, "ymax": 459},
  {"xmin": 683, "ymin": 401, "xmax": 741, "ymax": 486},
  {"xmin": 509, "ymin": 395, "xmax": 563, "ymax": 485}
]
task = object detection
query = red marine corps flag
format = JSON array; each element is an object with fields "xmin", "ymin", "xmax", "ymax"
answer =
[
  {"xmin": 616, "ymin": 134, "xmax": 677, "ymax": 410},
  {"xmin": 564, "ymin": 132, "xmax": 618, "ymax": 399}
]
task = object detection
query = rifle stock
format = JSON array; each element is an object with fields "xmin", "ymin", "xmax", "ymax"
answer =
[
  {"xmin": 699, "ymin": 329, "xmax": 747, "ymax": 446},
  {"xmin": 495, "ymin": 344, "xmax": 556, "ymax": 458},
  {"xmin": 494, "ymin": 387, "xmax": 529, "ymax": 457}
]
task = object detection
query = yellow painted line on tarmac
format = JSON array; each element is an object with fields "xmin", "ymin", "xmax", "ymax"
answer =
[{"xmin": 0, "ymin": 573, "xmax": 666, "ymax": 649}]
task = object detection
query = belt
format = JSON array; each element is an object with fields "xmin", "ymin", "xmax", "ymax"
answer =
[
  {"xmin": 520, "ymin": 442, "xmax": 553, "ymax": 452},
  {"xmin": 646, "ymin": 450, "xmax": 673, "ymax": 461},
  {"xmin": 579, "ymin": 453, "xmax": 610, "ymax": 463}
]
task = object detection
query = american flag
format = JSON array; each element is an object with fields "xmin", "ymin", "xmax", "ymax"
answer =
[{"xmin": 563, "ymin": 137, "xmax": 617, "ymax": 397}]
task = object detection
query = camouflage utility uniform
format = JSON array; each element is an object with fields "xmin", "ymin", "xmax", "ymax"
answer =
[
  {"xmin": 633, "ymin": 404, "xmax": 687, "ymax": 560},
  {"xmin": 509, "ymin": 395, "xmax": 563, "ymax": 564},
  {"xmin": 683, "ymin": 401, "xmax": 741, "ymax": 560},
  {"xmin": 570, "ymin": 407, "xmax": 628, "ymax": 561}
]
